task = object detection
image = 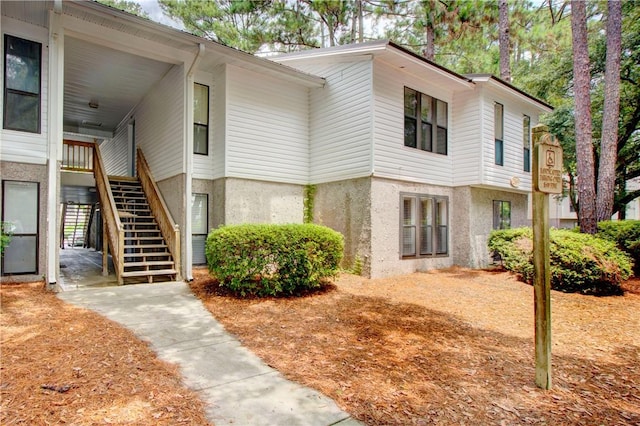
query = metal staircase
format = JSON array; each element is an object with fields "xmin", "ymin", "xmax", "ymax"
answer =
[{"xmin": 109, "ymin": 177, "xmax": 178, "ymax": 283}]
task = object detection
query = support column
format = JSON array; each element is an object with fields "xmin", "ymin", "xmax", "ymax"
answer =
[{"xmin": 46, "ymin": 3, "xmax": 64, "ymax": 286}]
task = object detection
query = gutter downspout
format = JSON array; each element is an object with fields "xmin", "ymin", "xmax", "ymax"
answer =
[
  {"xmin": 184, "ymin": 43, "xmax": 204, "ymax": 281},
  {"xmin": 46, "ymin": 0, "xmax": 64, "ymax": 287}
]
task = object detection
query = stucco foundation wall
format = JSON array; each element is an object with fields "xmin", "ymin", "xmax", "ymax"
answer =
[
  {"xmin": 453, "ymin": 186, "xmax": 529, "ymax": 268},
  {"xmin": 370, "ymin": 178, "xmax": 454, "ymax": 278},
  {"xmin": 211, "ymin": 179, "xmax": 226, "ymax": 229},
  {"xmin": 223, "ymin": 178, "xmax": 304, "ymax": 225},
  {"xmin": 0, "ymin": 161, "xmax": 50, "ymax": 283},
  {"xmin": 313, "ymin": 178, "xmax": 371, "ymax": 276}
]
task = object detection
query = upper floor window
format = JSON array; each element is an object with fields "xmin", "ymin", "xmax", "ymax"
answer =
[
  {"xmin": 193, "ymin": 83, "xmax": 209, "ymax": 155},
  {"xmin": 523, "ymin": 115, "xmax": 531, "ymax": 172},
  {"xmin": 494, "ymin": 103, "xmax": 504, "ymax": 166},
  {"xmin": 3, "ymin": 35, "xmax": 41, "ymax": 133},
  {"xmin": 493, "ymin": 200, "xmax": 511, "ymax": 230},
  {"xmin": 401, "ymin": 193, "xmax": 448, "ymax": 258},
  {"xmin": 404, "ymin": 87, "xmax": 448, "ymax": 155}
]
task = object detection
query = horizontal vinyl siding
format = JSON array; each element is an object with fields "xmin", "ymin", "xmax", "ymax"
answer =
[
  {"xmin": 100, "ymin": 124, "xmax": 128, "ymax": 176},
  {"xmin": 1, "ymin": 18, "xmax": 49, "ymax": 165},
  {"xmin": 134, "ymin": 64, "xmax": 184, "ymax": 181},
  {"xmin": 211, "ymin": 66, "xmax": 226, "ymax": 179},
  {"xmin": 192, "ymin": 70, "xmax": 215, "ymax": 180},
  {"xmin": 372, "ymin": 60, "xmax": 455, "ymax": 186},
  {"xmin": 451, "ymin": 90, "xmax": 482, "ymax": 185},
  {"xmin": 481, "ymin": 85, "xmax": 538, "ymax": 191},
  {"xmin": 226, "ymin": 64, "xmax": 309, "ymax": 184},
  {"xmin": 306, "ymin": 60, "xmax": 372, "ymax": 183}
]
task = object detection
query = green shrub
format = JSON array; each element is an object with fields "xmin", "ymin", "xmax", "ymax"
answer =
[
  {"xmin": 489, "ymin": 227, "xmax": 633, "ymax": 295},
  {"xmin": 1, "ymin": 222, "xmax": 12, "ymax": 255},
  {"xmin": 596, "ymin": 220, "xmax": 640, "ymax": 275},
  {"xmin": 206, "ymin": 223, "xmax": 344, "ymax": 297}
]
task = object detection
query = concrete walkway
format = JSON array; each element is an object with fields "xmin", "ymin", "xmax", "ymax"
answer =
[{"xmin": 58, "ymin": 282, "xmax": 361, "ymax": 426}]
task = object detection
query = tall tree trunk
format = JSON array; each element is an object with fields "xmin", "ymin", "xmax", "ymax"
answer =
[
  {"xmin": 571, "ymin": 0, "xmax": 597, "ymax": 234},
  {"xmin": 358, "ymin": 0, "xmax": 363, "ymax": 43},
  {"xmin": 423, "ymin": 1, "xmax": 435, "ymax": 61},
  {"xmin": 499, "ymin": 0, "xmax": 511, "ymax": 82},
  {"xmin": 596, "ymin": 0, "xmax": 622, "ymax": 222}
]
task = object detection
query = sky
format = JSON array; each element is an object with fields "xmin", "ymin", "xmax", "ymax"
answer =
[{"xmin": 135, "ymin": 0, "xmax": 183, "ymax": 29}]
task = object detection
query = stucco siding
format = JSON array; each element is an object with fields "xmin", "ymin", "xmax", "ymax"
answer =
[
  {"xmin": 134, "ymin": 64, "xmax": 185, "ymax": 182},
  {"xmin": 0, "ymin": 161, "xmax": 50, "ymax": 283},
  {"xmin": 1, "ymin": 17, "xmax": 49, "ymax": 165},
  {"xmin": 313, "ymin": 177, "xmax": 372, "ymax": 275},
  {"xmin": 225, "ymin": 65, "xmax": 309, "ymax": 185},
  {"xmin": 372, "ymin": 60, "xmax": 455, "ymax": 186},
  {"xmin": 223, "ymin": 177, "xmax": 304, "ymax": 224},
  {"xmin": 453, "ymin": 186, "xmax": 528, "ymax": 268},
  {"xmin": 370, "ymin": 177, "xmax": 454, "ymax": 278}
]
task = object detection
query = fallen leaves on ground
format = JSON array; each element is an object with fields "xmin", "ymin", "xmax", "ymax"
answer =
[
  {"xmin": 191, "ymin": 267, "xmax": 640, "ymax": 425},
  {"xmin": 0, "ymin": 282, "xmax": 211, "ymax": 426}
]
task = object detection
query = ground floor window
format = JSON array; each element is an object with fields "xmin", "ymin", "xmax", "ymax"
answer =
[
  {"xmin": 191, "ymin": 193, "xmax": 208, "ymax": 265},
  {"xmin": 401, "ymin": 193, "xmax": 448, "ymax": 258},
  {"xmin": 493, "ymin": 200, "xmax": 511, "ymax": 230},
  {"xmin": 2, "ymin": 180, "xmax": 39, "ymax": 275}
]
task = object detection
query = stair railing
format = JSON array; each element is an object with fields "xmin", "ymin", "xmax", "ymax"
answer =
[
  {"xmin": 93, "ymin": 145, "xmax": 125, "ymax": 283},
  {"xmin": 136, "ymin": 148, "xmax": 181, "ymax": 280}
]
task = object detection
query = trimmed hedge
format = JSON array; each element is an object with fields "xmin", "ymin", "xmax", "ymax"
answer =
[
  {"xmin": 206, "ymin": 223, "xmax": 344, "ymax": 297},
  {"xmin": 488, "ymin": 227, "xmax": 633, "ymax": 295},
  {"xmin": 596, "ymin": 220, "xmax": 640, "ymax": 275}
]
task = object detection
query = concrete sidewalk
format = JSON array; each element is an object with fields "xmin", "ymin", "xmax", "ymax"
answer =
[{"xmin": 58, "ymin": 282, "xmax": 361, "ymax": 426}]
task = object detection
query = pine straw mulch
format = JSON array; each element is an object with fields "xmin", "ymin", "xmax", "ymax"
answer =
[
  {"xmin": 0, "ymin": 282, "xmax": 212, "ymax": 426},
  {"xmin": 190, "ymin": 267, "xmax": 640, "ymax": 426}
]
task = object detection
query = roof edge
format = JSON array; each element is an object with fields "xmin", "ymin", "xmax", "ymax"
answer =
[{"xmin": 467, "ymin": 73, "xmax": 553, "ymax": 111}]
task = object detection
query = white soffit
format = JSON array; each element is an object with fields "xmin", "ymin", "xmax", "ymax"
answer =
[{"xmin": 64, "ymin": 36, "xmax": 173, "ymax": 133}]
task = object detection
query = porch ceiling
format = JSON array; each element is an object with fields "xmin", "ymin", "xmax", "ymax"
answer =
[{"xmin": 64, "ymin": 36, "xmax": 173, "ymax": 136}]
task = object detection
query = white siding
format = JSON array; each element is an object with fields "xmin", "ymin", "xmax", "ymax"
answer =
[
  {"xmin": 372, "ymin": 60, "xmax": 457, "ymax": 186},
  {"xmin": 480, "ymin": 84, "xmax": 540, "ymax": 191},
  {"xmin": 0, "ymin": 18, "xmax": 49, "ymax": 165},
  {"xmin": 133, "ymin": 64, "xmax": 184, "ymax": 181},
  {"xmin": 100, "ymin": 123, "xmax": 128, "ymax": 176},
  {"xmin": 307, "ymin": 59, "xmax": 373, "ymax": 183},
  {"xmin": 451, "ymin": 90, "xmax": 482, "ymax": 185},
  {"xmin": 192, "ymin": 70, "xmax": 215, "ymax": 180},
  {"xmin": 211, "ymin": 65, "xmax": 226, "ymax": 179},
  {"xmin": 225, "ymin": 64, "xmax": 309, "ymax": 185}
]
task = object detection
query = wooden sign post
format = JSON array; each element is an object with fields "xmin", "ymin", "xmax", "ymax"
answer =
[{"xmin": 532, "ymin": 124, "xmax": 562, "ymax": 390}]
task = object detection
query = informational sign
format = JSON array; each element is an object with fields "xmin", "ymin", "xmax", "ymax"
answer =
[{"xmin": 535, "ymin": 140, "xmax": 563, "ymax": 194}]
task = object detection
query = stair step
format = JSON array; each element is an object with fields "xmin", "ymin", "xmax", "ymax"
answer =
[
  {"xmin": 121, "ymin": 269, "xmax": 177, "ymax": 278},
  {"xmin": 124, "ymin": 260, "xmax": 175, "ymax": 267},
  {"xmin": 124, "ymin": 244, "xmax": 167, "ymax": 249},
  {"xmin": 124, "ymin": 251, "xmax": 173, "ymax": 260}
]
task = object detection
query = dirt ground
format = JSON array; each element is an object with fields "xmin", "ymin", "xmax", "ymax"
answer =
[
  {"xmin": 191, "ymin": 267, "xmax": 640, "ymax": 426},
  {"xmin": 2, "ymin": 270, "xmax": 639, "ymax": 425},
  {"xmin": 0, "ymin": 283, "xmax": 211, "ymax": 426}
]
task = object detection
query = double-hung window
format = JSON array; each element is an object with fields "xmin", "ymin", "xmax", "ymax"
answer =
[
  {"xmin": 193, "ymin": 83, "xmax": 209, "ymax": 155},
  {"xmin": 494, "ymin": 103, "xmax": 504, "ymax": 166},
  {"xmin": 401, "ymin": 194, "xmax": 448, "ymax": 258},
  {"xmin": 493, "ymin": 200, "xmax": 511, "ymax": 230},
  {"xmin": 523, "ymin": 115, "xmax": 531, "ymax": 172},
  {"xmin": 3, "ymin": 35, "xmax": 42, "ymax": 133},
  {"xmin": 404, "ymin": 87, "xmax": 448, "ymax": 155}
]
